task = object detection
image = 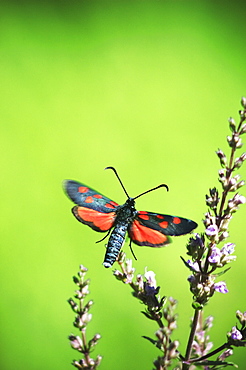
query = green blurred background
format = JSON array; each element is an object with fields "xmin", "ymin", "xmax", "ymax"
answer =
[{"xmin": 1, "ymin": 0, "xmax": 246, "ymax": 368}]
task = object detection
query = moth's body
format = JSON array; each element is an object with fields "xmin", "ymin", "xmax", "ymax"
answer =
[
  {"xmin": 64, "ymin": 168, "xmax": 197, "ymax": 268},
  {"xmin": 104, "ymin": 198, "xmax": 137, "ymax": 267}
]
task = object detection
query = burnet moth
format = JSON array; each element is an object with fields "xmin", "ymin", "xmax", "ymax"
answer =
[{"xmin": 64, "ymin": 167, "xmax": 197, "ymax": 268}]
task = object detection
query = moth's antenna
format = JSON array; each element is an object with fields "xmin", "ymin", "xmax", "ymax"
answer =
[
  {"xmin": 133, "ymin": 183, "xmax": 169, "ymax": 200},
  {"xmin": 105, "ymin": 166, "xmax": 130, "ymax": 198},
  {"xmin": 129, "ymin": 240, "xmax": 138, "ymax": 261}
]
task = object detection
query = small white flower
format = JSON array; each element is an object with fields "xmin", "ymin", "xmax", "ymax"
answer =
[
  {"xmin": 70, "ymin": 335, "xmax": 82, "ymax": 349},
  {"xmin": 144, "ymin": 269, "xmax": 157, "ymax": 287}
]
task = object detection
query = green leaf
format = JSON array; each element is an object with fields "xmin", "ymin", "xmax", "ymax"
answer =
[
  {"xmin": 192, "ymin": 301, "xmax": 204, "ymax": 310},
  {"xmin": 212, "ymin": 267, "xmax": 231, "ymax": 277},
  {"xmin": 190, "ymin": 360, "xmax": 238, "ymax": 368},
  {"xmin": 142, "ymin": 336, "xmax": 157, "ymax": 345},
  {"xmin": 180, "ymin": 256, "xmax": 198, "ymax": 272}
]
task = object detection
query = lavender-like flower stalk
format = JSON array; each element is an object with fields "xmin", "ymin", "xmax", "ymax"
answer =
[
  {"xmin": 113, "ymin": 98, "xmax": 246, "ymax": 369},
  {"xmin": 114, "ymin": 252, "xmax": 180, "ymax": 369},
  {"xmin": 68, "ymin": 265, "xmax": 102, "ymax": 369},
  {"xmin": 182, "ymin": 97, "xmax": 246, "ymax": 368}
]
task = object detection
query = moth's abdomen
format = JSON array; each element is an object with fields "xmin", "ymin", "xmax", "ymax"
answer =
[{"xmin": 103, "ymin": 223, "xmax": 128, "ymax": 268}]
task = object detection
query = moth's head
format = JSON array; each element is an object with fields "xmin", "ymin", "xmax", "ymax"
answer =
[{"xmin": 125, "ymin": 197, "xmax": 135, "ymax": 207}]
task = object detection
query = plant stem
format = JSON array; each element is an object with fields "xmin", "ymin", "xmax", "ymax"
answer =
[
  {"xmin": 188, "ymin": 342, "xmax": 229, "ymax": 364},
  {"xmin": 182, "ymin": 309, "xmax": 200, "ymax": 369},
  {"xmin": 218, "ymin": 110, "xmax": 246, "ymax": 221}
]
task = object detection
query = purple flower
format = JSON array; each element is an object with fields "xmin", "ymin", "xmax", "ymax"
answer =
[
  {"xmin": 144, "ymin": 284, "xmax": 159, "ymax": 296},
  {"xmin": 208, "ymin": 246, "xmax": 221, "ymax": 264},
  {"xmin": 144, "ymin": 269, "xmax": 160, "ymax": 304},
  {"xmin": 189, "ymin": 233, "xmax": 204, "ymax": 248},
  {"xmin": 230, "ymin": 326, "xmax": 243, "ymax": 340},
  {"xmin": 187, "ymin": 260, "xmax": 200, "ymax": 272},
  {"xmin": 221, "ymin": 243, "xmax": 235, "ymax": 255},
  {"xmin": 187, "ymin": 275, "xmax": 196, "ymax": 283},
  {"xmin": 205, "ymin": 224, "xmax": 218, "ymax": 236},
  {"xmin": 214, "ymin": 281, "xmax": 229, "ymax": 294},
  {"xmin": 143, "ymin": 278, "xmax": 160, "ymax": 308}
]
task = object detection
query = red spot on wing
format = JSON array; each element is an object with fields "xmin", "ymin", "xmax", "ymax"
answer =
[
  {"xmin": 156, "ymin": 214, "xmax": 164, "ymax": 219},
  {"xmin": 129, "ymin": 220, "xmax": 169, "ymax": 247},
  {"xmin": 138, "ymin": 211, "xmax": 150, "ymax": 220},
  {"xmin": 76, "ymin": 207, "xmax": 116, "ymax": 231},
  {"xmin": 105, "ymin": 203, "xmax": 114, "ymax": 209},
  {"xmin": 79, "ymin": 186, "xmax": 89, "ymax": 193},
  {"xmin": 105, "ymin": 201, "xmax": 118, "ymax": 209},
  {"xmin": 110, "ymin": 201, "xmax": 118, "ymax": 206},
  {"xmin": 159, "ymin": 220, "xmax": 168, "ymax": 228},
  {"xmin": 85, "ymin": 196, "xmax": 93, "ymax": 203},
  {"xmin": 93, "ymin": 194, "xmax": 103, "ymax": 199},
  {"xmin": 173, "ymin": 217, "xmax": 181, "ymax": 224}
]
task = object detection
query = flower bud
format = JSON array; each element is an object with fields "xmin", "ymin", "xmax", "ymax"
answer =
[
  {"xmin": 168, "ymin": 340, "xmax": 179, "ymax": 358},
  {"xmin": 241, "ymin": 96, "xmax": 246, "ymax": 108},
  {"xmin": 68, "ymin": 298, "xmax": 78, "ymax": 312},
  {"xmin": 218, "ymin": 231, "xmax": 229, "ymax": 242},
  {"xmin": 235, "ymin": 137, "xmax": 243, "ymax": 148},
  {"xmin": 136, "ymin": 274, "xmax": 144, "ymax": 290},
  {"xmin": 239, "ymin": 109, "xmax": 246, "ymax": 120},
  {"xmin": 204, "ymin": 315, "xmax": 214, "ymax": 330},
  {"xmin": 216, "ymin": 149, "xmax": 227, "ymax": 166},
  {"xmin": 218, "ymin": 170, "xmax": 227, "ymax": 188},
  {"xmin": 227, "ymin": 135, "xmax": 233, "ymax": 146},
  {"xmin": 155, "ymin": 328, "xmax": 164, "ymax": 341},
  {"xmin": 236, "ymin": 310, "xmax": 246, "ymax": 325},
  {"xmin": 125, "ymin": 258, "xmax": 135, "ymax": 274},
  {"xmin": 79, "ymin": 264, "xmax": 88, "ymax": 273},
  {"xmin": 88, "ymin": 334, "xmax": 101, "ymax": 349},
  {"xmin": 69, "ymin": 335, "xmax": 83, "ymax": 350},
  {"xmin": 113, "ymin": 270, "xmax": 125, "ymax": 280},
  {"xmin": 81, "ymin": 312, "xmax": 92, "ymax": 324},
  {"xmin": 234, "ymin": 152, "xmax": 246, "ymax": 168},
  {"xmin": 95, "ymin": 355, "xmax": 103, "ymax": 366},
  {"xmin": 81, "ymin": 284, "xmax": 90, "ymax": 296},
  {"xmin": 236, "ymin": 180, "xmax": 245, "ymax": 190},
  {"xmin": 228, "ymin": 117, "xmax": 236, "ymax": 132},
  {"xmin": 219, "ymin": 216, "xmax": 231, "ymax": 231},
  {"xmin": 229, "ymin": 194, "xmax": 246, "ymax": 209},
  {"xmin": 239, "ymin": 123, "xmax": 246, "ymax": 135},
  {"xmin": 73, "ymin": 359, "xmax": 84, "ymax": 368},
  {"xmin": 84, "ymin": 300, "xmax": 93, "ymax": 311},
  {"xmin": 227, "ymin": 133, "xmax": 243, "ymax": 148},
  {"xmin": 218, "ymin": 348, "xmax": 233, "ymax": 361}
]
